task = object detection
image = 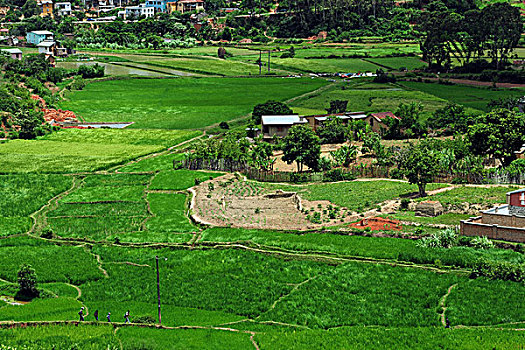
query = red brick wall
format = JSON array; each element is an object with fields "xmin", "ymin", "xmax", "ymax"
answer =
[{"xmin": 461, "ymin": 220, "xmax": 525, "ymax": 243}]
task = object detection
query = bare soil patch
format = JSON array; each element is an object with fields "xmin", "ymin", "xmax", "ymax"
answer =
[{"xmin": 190, "ymin": 174, "xmax": 401, "ymax": 230}]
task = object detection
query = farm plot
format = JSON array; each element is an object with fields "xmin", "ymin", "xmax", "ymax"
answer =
[
  {"xmin": 59, "ymin": 77, "xmax": 328, "ymax": 129},
  {"xmin": 46, "ymin": 173, "xmax": 196, "ymax": 242},
  {"xmin": 0, "ymin": 139, "xmax": 163, "ymax": 174},
  {"xmin": 119, "ymin": 153, "xmax": 186, "ymax": 172},
  {"xmin": 399, "ymin": 81, "xmax": 525, "ymax": 112},
  {"xmin": 142, "ymin": 56, "xmax": 290, "ymax": 76},
  {"xmin": 288, "ymin": 81, "xmax": 451, "ymax": 116},
  {"xmin": 150, "ymin": 169, "xmax": 223, "ymax": 190},
  {"xmin": 256, "ymin": 326, "xmax": 525, "ymax": 349},
  {"xmin": 79, "ymin": 246, "xmax": 328, "ymax": 323},
  {"xmin": 0, "ymin": 174, "xmax": 72, "ymax": 237},
  {"xmin": 200, "ymin": 227, "xmax": 525, "ymax": 269}
]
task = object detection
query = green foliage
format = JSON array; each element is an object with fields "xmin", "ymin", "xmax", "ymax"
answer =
[
  {"xmin": 317, "ymin": 117, "xmax": 348, "ymax": 144},
  {"xmin": 398, "ymin": 139, "xmax": 441, "ymax": 196},
  {"xmin": 17, "ymin": 264, "xmax": 39, "ymax": 298},
  {"xmin": 150, "ymin": 170, "xmax": 222, "ymax": 191},
  {"xmin": 252, "ymin": 100, "xmax": 293, "ymax": 125},
  {"xmin": 282, "ymin": 124, "xmax": 321, "ymax": 172},
  {"xmin": 468, "ymin": 108, "xmax": 525, "ymax": 166},
  {"xmin": 417, "ymin": 228, "xmax": 458, "ymax": 248},
  {"xmin": 326, "ymin": 99, "xmax": 348, "ymax": 114},
  {"xmin": 257, "ymin": 327, "xmax": 525, "ymax": 349},
  {"xmin": 470, "ymin": 260, "xmax": 525, "ymax": 283}
]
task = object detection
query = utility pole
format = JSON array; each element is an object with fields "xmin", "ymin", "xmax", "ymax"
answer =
[
  {"xmin": 268, "ymin": 50, "xmax": 270, "ymax": 72},
  {"xmin": 155, "ymin": 256, "xmax": 162, "ymax": 324},
  {"xmin": 259, "ymin": 50, "xmax": 262, "ymax": 75}
]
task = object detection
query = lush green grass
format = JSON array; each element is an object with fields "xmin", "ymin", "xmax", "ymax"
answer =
[
  {"xmin": 289, "ymin": 81, "xmax": 450, "ymax": 116},
  {"xmin": 0, "ymin": 237, "xmax": 102, "ymax": 284},
  {"xmin": 201, "ymin": 227, "xmax": 525, "ymax": 269},
  {"xmin": 385, "ymin": 211, "xmax": 471, "ymax": 226},
  {"xmin": 400, "ymin": 81, "xmax": 525, "ymax": 112},
  {"xmin": 422, "ymin": 186, "xmax": 514, "ymax": 206},
  {"xmin": 259, "ymin": 261, "xmax": 460, "ymax": 328},
  {"xmin": 42, "ymin": 128, "xmax": 201, "ymax": 148},
  {"xmin": 146, "ymin": 193, "xmax": 195, "ymax": 232},
  {"xmin": 80, "ymin": 246, "xmax": 327, "ymax": 321},
  {"xmin": 257, "ymin": 326, "xmax": 525, "ymax": 349},
  {"xmin": 0, "ymin": 325, "xmax": 120, "ymax": 349},
  {"xmin": 366, "ymin": 57, "xmax": 426, "ymax": 70},
  {"xmin": 0, "ymin": 174, "xmax": 72, "ymax": 236},
  {"xmin": 82, "ymin": 173, "xmax": 152, "ymax": 187},
  {"xmin": 264, "ymin": 180, "xmax": 446, "ymax": 212},
  {"xmin": 59, "ymin": 77, "xmax": 328, "ymax": 129},
  {"xmin": 448, "ymin": 278, "xmax": 525, "ymax": 326},
  {"xmin": 118, "ymin": 152, "xmax": 186, "ymax": 172},
  {"xmin": 143, "ymin": 56, "xmax": 290, "ymax": 76},
  {"xmin": 0, "ymin": 297, "xmax": 83, "ymax": 322},
  {"xmin": 263, "ymin": 57, "xmax": 381, "ymax": 73},
  {"xmin": 48, "ymin": 216, "xmax": 146, "ymax": 240},
  {"xmin": 118, "ymin": 327, "xmax": 254, "ymax": 349},
  {"xmin": 0, "ymin": 175, "xmax": 72, "ymax": 217},
  {"xmin": 0, "ymin": 139, "xmax": 163, "ymax": 173},
  {"xmin": 150, "ymin": 169, "xmax": 223, "ymax": 190},
  {"xmin": 61, "ymin": 185, "xmax": 145, "ymax": 203}
]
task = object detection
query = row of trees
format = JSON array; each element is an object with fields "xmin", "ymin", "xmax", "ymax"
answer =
[{"xmin": 418, "ymin": 2, "xmax": 522, "ymax": 70}]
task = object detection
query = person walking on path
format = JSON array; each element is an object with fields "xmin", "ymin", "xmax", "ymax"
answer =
[
  {"xmin": 78, "ymin": 307, "xmax": 85, "ymax": 322},
  {"xmin": 107, "ymin": 312, "xmax": 111, "ymax": 322},
  {"xmin": 124, "ymin": 310, "xmax": 130, "ymax": 324},
  {"xmin": 94, "ymin": 309, "xmax": 98, "ymax": 321}
]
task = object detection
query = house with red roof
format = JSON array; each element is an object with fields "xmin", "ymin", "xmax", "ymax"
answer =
[{"xmin": 364, "ymin": 112, "xmax": 400, "ymax": 133}]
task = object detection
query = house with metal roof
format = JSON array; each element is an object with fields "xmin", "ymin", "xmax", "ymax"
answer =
[
  {"xmin": 37, "ymin": 40, "xmax": 56, "ymax": 55},
  {"xmin": 26, "ymin": 31, "xmax": 54, "ymax": 45},
  {"xmin": 364, "ymin": 111, "xmax": 399, "ymax": 133},
  {"xmin": 302, "ymin": 111, "xmax": 367, "ymax": 131},
  {"xmin": 461, "ymin": 188, "xmax": 525, "ymax": 243},
  {"xmin": 1, "ymin": 48, "xmax": 22, "ymax": 60},
  {"xmin": 261, "ymin": 115, "xmax": 306, "ymax": 139}
]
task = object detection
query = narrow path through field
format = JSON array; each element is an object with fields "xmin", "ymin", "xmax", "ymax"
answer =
[
  {"xmin": 28, "ymin": 176, "xmax": 83, "ymax": 237},
  {"xmin": 84, "ymin": 247, "xmax": 109, "ymax": 278},
  {"xmin": 256, "ymin": 274, "xmax": 319, "ymax": 320},
  {"xmin": 65, "ymin": 283, "xmax": 82, "ymax": 299},
  {"xmin": 439, "ymin": 283, "xmax": 458, "ymax": 327}
]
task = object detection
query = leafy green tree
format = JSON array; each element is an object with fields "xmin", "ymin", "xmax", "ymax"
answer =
[
  {"xmin": 17, "ymin": 264, "xmax": 39, "ymax": 298},
  {"xmin": 430, "ymin": 103, "xmax": 473, "ymax": 133},
  {"xmin": 482, "ymin": 3, "xmax": 522, "ymax": 69},
  {"xmin": 250, "ymin": 139, "xmax": 274, "ymax": 170},
  {"xmin": 282, "ymin": 124, "xmax": 321, "ymax": 172},
  {"xmin": 330, "ymin": 145, "xmax": 358, "ymax": 167},
  {"xmin": 12, "ymin": 110, "xmax": 46, "ymax": 140},
  {"xmin": 326, "ymin": 100, "xmax": 348, "ymax": 114},
  {"xmin": 252, "ymin": 100, "xmax": 293, "ymax": 125},
  {"xmin": 468, "ymin": 108, "xmax": 525, "ymax": 166},
  {"xmin": 398, "ymin": 139, "xmax": 441, "ymax": 197},
  {"xmin": 317, "ymin": 117, "xmax": 347, "ymax": 144},
  {"xmin": 21, "ymin": 0, "xmax": 39, "ymax": 18}
]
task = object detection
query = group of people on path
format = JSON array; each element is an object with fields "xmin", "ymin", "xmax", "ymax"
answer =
[{"xmin": 78, "ymin": 307, "xmax": 130, "ymax": 324}]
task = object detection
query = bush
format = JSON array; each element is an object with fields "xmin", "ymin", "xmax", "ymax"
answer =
[
  {"xmin": 77, "ymin": 63, "xmax": 105, "ymax": 79},
  {"xmin": 470, "ymin": 236, "xmax": 494, "ymax": 250},
  {"xmin": 471, "ymin": 260, "xmax": 525, "ymax": 283},
  {"xmin": 219, "ymin": 121, "xmax": 229, "ymax": 130},
  {"xmin": 323, "ymin": 168, "xmax": 356, "ymax": 182},
  {"xmin": 417, "ymin": 228, "xmax": 458, "ymax": 248},
  {"xmin": 400, "ymin": 198, "xmax": 410, "ymax": 210},
  {"xmin": 17, "ymin": 264, "xmax": 39, "ymax": 299}
]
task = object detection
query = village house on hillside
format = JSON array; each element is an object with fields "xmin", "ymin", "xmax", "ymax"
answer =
[
  {"xmin": 261, "ymin": 115, "xmax": 306, "ymax": 139},
  {"xmin": 37, "ymin": 0, "xmax": 54, "ymax": 17},
  {"xmin": 364, "ymin": 112, "xmax": 399, "ymax": 133},
  {"xmin": 261, "ymin": 111, "xmax": 394, "ymax": 139},
  {"xmin": 1, "ymin": 48, "xmax": 22, "ymax": 60},
  {"xmin": 26, "ymin": 30, "xmax": 54, "ymax": 45},
  {"xmin": 461, "ymin": 188, "xmax": 525, "ymax": 243},
  {"xmin": 55, "ymin": 2, "xmax": 73, "ymax": 16}
]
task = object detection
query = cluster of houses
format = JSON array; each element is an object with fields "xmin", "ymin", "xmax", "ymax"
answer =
[
  {"xmin": 0, "ymin": 30, "xmax": 71, "ymax": 62},
  {"xmin": 260, "ymin": 111, "xmax": 399, "ymax": 140}
]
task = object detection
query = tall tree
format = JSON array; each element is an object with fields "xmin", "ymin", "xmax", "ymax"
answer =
[
  {"xmin": 282, "ymin": 124, "xmax": 321, "ymax": 172},
  {"xmin": 481, "ymin": 3, "xmax": 522, "ymax": 69},
  {"xmin": 398, "ymin": 139, "xmax": 440, "ymax": 197},
  {"xmin": 468, "ymin": 108, "xmax": 525, "ymax": 167}
]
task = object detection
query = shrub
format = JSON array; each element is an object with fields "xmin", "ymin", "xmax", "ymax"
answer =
[
  {"xmin": 470, "ymin": 236, "xmax": 494, "ymax": 250},
  {"xmin": 400, "ymin": 198, "xmax": 410, "ymax": 210},
  {"xmin": 17, "ymin": 264, "xmax": 39, "ymax": 299},
  {"xmin": 133, "ymin": 315, "xmax": 156, "ymax": 324},
  {"xmin": 417, "ymin": 228, "xmax": 458, "ymax": 248},
  {"xmin": 471, "ymin": 260, "xmax": 525, "ymax": 283}
]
